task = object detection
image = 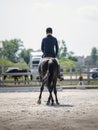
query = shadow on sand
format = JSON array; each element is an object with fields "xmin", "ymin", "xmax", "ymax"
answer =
[{"xmin": 47, "ymin": 103, "xmax": 74, "ymax": 108}]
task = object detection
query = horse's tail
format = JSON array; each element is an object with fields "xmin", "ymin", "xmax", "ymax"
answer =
[{"xmin": 47, "ymin": 59, "xmax": 55, "ymax": 87}]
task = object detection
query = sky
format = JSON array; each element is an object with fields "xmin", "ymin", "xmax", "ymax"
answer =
[{"xmin": 0, "ymin": 0, "xmax": 98, "ymax": 57}]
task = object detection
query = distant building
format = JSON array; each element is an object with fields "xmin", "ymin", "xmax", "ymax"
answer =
[
  {"xmin": 84, "ymin": 56, "xmax": 91, "ymax": 65},
  {"xmin": 77, "ymin": 56, "xmax": 85, "ymax": 67}
]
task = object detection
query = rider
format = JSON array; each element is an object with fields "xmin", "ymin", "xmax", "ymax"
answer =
[
  {"xmin": 39, "ymin": 27, "xmax": 62, "ymax": 80},
  {"xmin": 41, "ymin": 27, "xmax": 58, "ymax": 58}
]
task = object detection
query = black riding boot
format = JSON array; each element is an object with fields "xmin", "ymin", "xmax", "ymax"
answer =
[{"xmin": 58, "ymin": 65, "xmax": 64, "ymax": 81}]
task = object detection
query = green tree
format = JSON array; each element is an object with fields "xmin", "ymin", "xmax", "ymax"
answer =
[
  {"xmin": 20, "ymin": 48, "xmax": 33, "ymax": 64},
  {"xmin": 0, "ymin": 48, "xmax": 3, "ymax": 59},
  {"xmin": 2, "ymin": 39, "xmax": 23, "ymax": 62},
  {"xmin": 59, "ymin": 40, "xmax": 67, "ymax": 58},
  {"xmin": 67, "ymin": 51, "xmax": 77, "ymax": 61},
  {"xmin": 91, "ymin": 47, "xmax": 98, "ymax": 65}
]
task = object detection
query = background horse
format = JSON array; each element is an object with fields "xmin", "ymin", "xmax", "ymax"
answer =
[
  {"xmin": 3, "ymin": 68, "xmax": 32, "ymax": 84},
  {"xmin": 37, "ymin": 58, "xmax": 59, "ymax": 105}
]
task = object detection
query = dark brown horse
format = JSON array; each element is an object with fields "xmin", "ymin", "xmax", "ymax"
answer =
[
  {"xmin": 3, "ymin": 68, "xmax": 32, "ymax": 84},
  {"xmin": 37, "ymin": 58, "xmax": 59, "ymax": 105}
]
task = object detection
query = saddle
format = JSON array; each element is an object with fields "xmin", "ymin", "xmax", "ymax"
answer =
[{"xmin": 39, "ymin": 57, "xmax": 58, "ymax": 65}]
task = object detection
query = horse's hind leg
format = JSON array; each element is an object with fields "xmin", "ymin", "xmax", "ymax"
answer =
[
  {"xmin": 25, "ymin": 76, "xmax": 28, "ymax": 84},
  {"xmin": 47, "ymin": 87, "xmax": 54, "ymax": 105},
  {"xmin": 16, "ymin": 77, "xmax": 20, "ymax": 84},
  {"xmin": 37, "ymin": 83, "xmax": 44, "ymax": 104},
  {"xmin": 54, "ymin": 86, "xmax": 59, "ymax": 104},
  {"xmin": 53, "ymin": 80, "xmax": 59, "ymax": 105},
  {"xmin": 47, "ymin": 93, "xmax": 54, "ymax": 105},
  {"xmin": 14, "ymin": 77, "xmax": 17, "ymax": 85}
]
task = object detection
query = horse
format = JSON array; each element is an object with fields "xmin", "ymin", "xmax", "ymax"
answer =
[
  {"xmin": 3, "ymin": 68, "xmax": 32, "ymax": 84},
  {"xmin": 37, "ymin": 58, "xmax": 59, "ymax": 105}
]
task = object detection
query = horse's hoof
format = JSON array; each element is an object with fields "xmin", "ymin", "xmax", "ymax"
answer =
[
  {"xmin": 51, "ymin": 102, "xmax": 54, "ymax": 106},
  {"xmin": 57, "ymin": 102, "xmax": 60, "ymax": 105},
  {"xmin": 46, "ymin": 101, "xmax": 50, "ymax": 105},
  {"xmin": 37, "ymin": 100, "xmax": 41, "ymax": 104}
]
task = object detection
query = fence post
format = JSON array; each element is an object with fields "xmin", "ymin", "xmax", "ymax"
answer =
[
  {"xmin": 70, "ymin": 66, "xmax": 72, "ymax": 85},
  {"xmin": 87, "ymin": 65, "xmax": 90, "ymax": 85}
]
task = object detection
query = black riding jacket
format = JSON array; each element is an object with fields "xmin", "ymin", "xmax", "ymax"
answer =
[{"xmin": 41, "ymin": 35, "xmax": 59, "ymax": 58}]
